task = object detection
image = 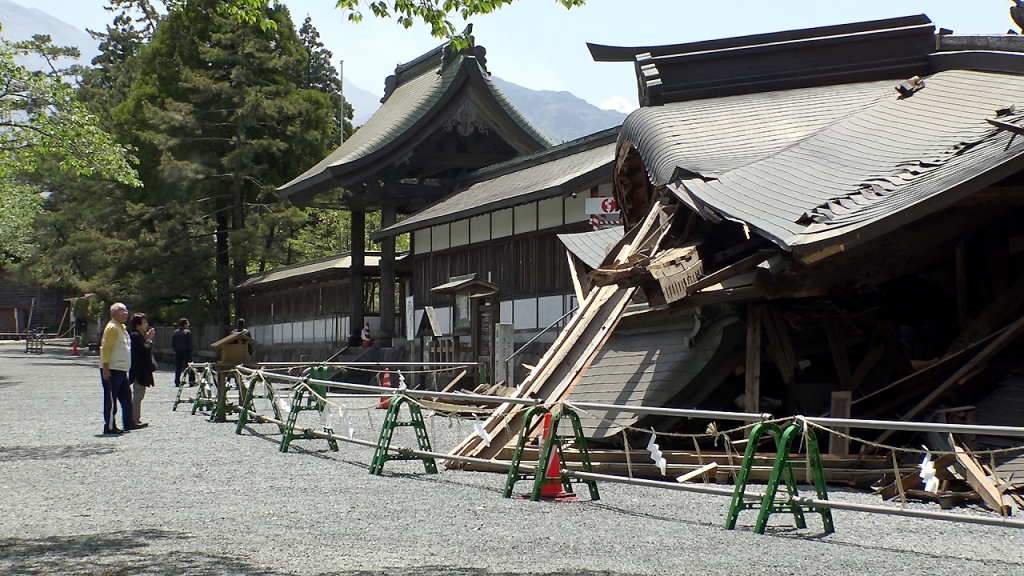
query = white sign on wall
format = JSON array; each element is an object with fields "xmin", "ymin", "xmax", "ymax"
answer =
[
  {"xmin": 405, "ymin": 295, "xmax": 415, "ymax": 340},
  {"xmin": 585, "ymin": 197, "xmax": 620, "ymax": 215}
]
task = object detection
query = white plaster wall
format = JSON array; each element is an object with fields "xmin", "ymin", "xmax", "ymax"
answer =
[
  {"xmin": 537, "ymin": 197, "xmax": 563, "ymax": 230},
  {"xmin": 431, "ymin": 224, "xmax": 450, "ymax": 251},
  {"xmin": 513, "ymin": 298, "xmax": 538, "ymax": 330},
  {"xmin": 514, "ymin": 203, "xmax": 537, "ymax": 235},
  {"xmin": 565, "ymin": 194, "xmax": 588, "ymax": 224},
  {"xmin": 538, "ymin": 295, "xmax": 565, "ymax": 328},
  {"xmin": 470, "ymin": 214, "xmax": 490, "ymax": 243},
  {"xmin": 492, "ymin": 208, "xmax": 513, "ymax": 238},
  {"xmin": 450, "ymin": 219, "xmax": 470, "ymax": 247},
  {"xmin": 597, "ymin": 182, "xmax": 613, "ymax": 197},
  {"xmin": 435, "ymin": 306, "xmax": 452, "ymax": 333},
  {"xmin": 500, "ymin": 300, "xmax": 513, "ymax": 328},
  {"xmin": 414, "ymin": 229, "xmax": 431, "ymax": 255}
]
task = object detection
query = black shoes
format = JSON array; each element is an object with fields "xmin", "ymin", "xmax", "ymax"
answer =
[
  {"xmin": 103, "ymin": 428, "xmax": 124, "ymax": 435},
  {"xmin": 126, "ymin": 422, "xmax": 149, "ymax": 430}
]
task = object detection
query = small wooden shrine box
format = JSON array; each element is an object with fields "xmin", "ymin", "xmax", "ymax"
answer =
[{"xmin": 210, "ymin": 332, "xmax": 257, "ymax": 365}]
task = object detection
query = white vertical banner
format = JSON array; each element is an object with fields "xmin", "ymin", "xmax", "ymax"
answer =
[{"xmin": 405, "ymin": 295, "xmax": 415, "ymax": 340}]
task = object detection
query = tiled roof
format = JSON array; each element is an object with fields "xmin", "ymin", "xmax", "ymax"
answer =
[
  {"xmin": 567, "ymin": 313, "xmax": 743, "ymax": 439},
  {"xmin": 666, "ymin": 69, "xmax": 1024, "ymax": 252},
  {"xmin": 376, "ymin": 130, "xmax": 617, "ymax": 237},
  {"xmin": 557, "ymin": 227, "xmax": 625, "ymax": 270},
  {"xmin": 235, "ymin": 253, "xmax": 381, "ymax": 291},
  {"xmin": 278, "ymin": 49, "xmax": 553, "ymax": 204}
]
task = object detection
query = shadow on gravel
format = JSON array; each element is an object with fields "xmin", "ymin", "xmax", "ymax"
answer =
[
  {"xmin": 309, "ymin": 565, "xmax": 647, "ymax": 569},
  {"xmin": 772, "ymin": 532, "xmax": 1024, "ymax": 569},
  {"xmin": 0, "ymin": 444, "xmax": 116, "ymax": 461},
  {"xmin": 0, "ymin": 375, "xmax": 17, "ymax": 388},
  {"xmin": 0, "ymin": 529, "xmax": 279, "ymax": 576}
]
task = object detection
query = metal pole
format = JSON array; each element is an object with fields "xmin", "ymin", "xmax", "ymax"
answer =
[
  {"xmin": 344, "ymin": 59, "xmax": 348, "ymax": 144},
  {"xmin": 239, "ymin": 407, "xmax": 523, "ymax": 470},
  {"xmin": 569, "ymin": 401, "xmax": 773, "ymax": 423},
  {"xmin": 564, "ymin": 470, "xmax": 760, "ymax": 499},
  {"xmin": 792, "ymin": 497, "xmax": 1024, "ymax": 530},
  {"xmin": 798, "ymin": 416, "xmax": 1024, "ymax": 439}
]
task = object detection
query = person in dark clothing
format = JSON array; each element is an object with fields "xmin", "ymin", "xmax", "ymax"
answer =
[
  {"xmin": 232, "ymin": 318, "xmax": 253, "ymax": 359},
  {"xmin": 172, "ymin": 317, "xmax": 195, "ymax": 386},
  {"xmin": 128, "ymin": 313, "xmax": 154, "ymax": 428}
]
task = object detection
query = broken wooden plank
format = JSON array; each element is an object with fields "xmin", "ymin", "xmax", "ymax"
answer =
[
  {"xmin": 566, "ymin": 249, "xmax": 589, "ymax": 303},
  {"xmin": 449, "ymin": 199, "xmax": 673, "ymax": 464},
  {"xmin": 953, "ymin": 437, "xmax": 1009, "ymax": 516},
  {"xmin": 829, "ymin": 391, "xmax": 852, "ymax": 456},
  {"xmin": 879, "ymin": 314, "xmax": 1024, "ymax": 442},
  {"xmin": 676, "ymin": 462, "xmax": 718, "ymax": 483},
  {"xmin": 435, "ymin": 369, "xmax": 468, "ymax": 395},
  {"xmin": 685, "ymin": 250, "xmax": 774, "ymax": 295}
]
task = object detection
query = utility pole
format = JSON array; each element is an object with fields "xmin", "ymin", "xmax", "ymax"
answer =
[{"xmin": 344, "ymin": 58, "xmax": 348, "ymax": 145}]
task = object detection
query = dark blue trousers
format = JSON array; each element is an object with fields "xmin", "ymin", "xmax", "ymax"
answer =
[{"xmin": 101, "ymin": 370, "xmax": 133, "ymax": 432}]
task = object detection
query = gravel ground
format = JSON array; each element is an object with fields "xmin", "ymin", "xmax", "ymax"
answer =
[{"xmin": 2, "ymin": 342, "xmax": 1024, "ymax": 576}]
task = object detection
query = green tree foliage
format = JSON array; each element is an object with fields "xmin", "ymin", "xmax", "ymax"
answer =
[
  {"xmin": 0, "ymin": 29, "xmax": 140, "ymax": 266},
  {"xmin": 219, "ymin": 0, "xmax": 585, "ymax": 47},
  {"xmin": 298, "ymin": 16, "xmax": 354, "ymax": 142},
  {"xmin": 112, "ymin": 0, "xmax": 336, "ymax": 324}
]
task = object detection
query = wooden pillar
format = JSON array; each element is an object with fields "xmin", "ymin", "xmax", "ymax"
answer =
[
  {"xmin": 744, "ymin": 303, "xmax": 762, "ymax": 414},
  {"xmin": 829, "ymin": 391, "xmax": 852, "ymax": 455},
  {"xmin": 379, "ymin": 203, "xmax": 396, "ymax": 347},
  {"xmin": 349, "ymin": 210, "xmax": 365, "ymax": 347}
]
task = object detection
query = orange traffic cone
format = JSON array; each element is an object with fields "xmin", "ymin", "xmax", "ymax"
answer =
[
  {"xmin": 536, "ymin": 412, "xmax": 576, "ymax": 501},
  {"xmin": 377, "ymin": 368, "xmax": 392, "ymax": 409},
  {"xmin": 71, "ymin": 338, "xmax": 78, "ymax": 356}
]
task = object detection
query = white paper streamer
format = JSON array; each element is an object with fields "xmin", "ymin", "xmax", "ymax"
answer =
[
  {"xmin": 919, "ymin": 448, "xmax": 939, "ymax": 494},
  {"xmin": 647, "ymin": 430, "xmax": 667, "ymax": 476},
  {"xmin": 398, "ymin": 371, "xmax": 407, "ymax": 391},
  {"xmin": 474, "ymin": 420, "xmax": 492, "ymax": 447},
  {"xmin": 341, "ymin": 411, "xmax": 355, "ymax": 439}
]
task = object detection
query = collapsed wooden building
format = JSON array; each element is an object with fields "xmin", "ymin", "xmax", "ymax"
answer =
[{"xmin": 445, "ymin": 16, "xmax": 1024, "ymax": 497}]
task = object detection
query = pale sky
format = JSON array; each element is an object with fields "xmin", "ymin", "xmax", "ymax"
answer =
[{"xmin": 8, "ymin": 0, "xmax": 1017, "ymax": 112}]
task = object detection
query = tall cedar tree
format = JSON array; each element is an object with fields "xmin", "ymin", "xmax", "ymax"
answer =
[
  {"xmin": 119, "ymin": 0, "xmax": 334, "ymax": 325},
  {"xmin": 24, "ymin": 1, "xmax": 218, "ymax": 321}
]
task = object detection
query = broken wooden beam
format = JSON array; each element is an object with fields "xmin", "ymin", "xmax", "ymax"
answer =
[{"xmin": 953, "ymin": 437, "xmax": 1009, "ymax": 516}]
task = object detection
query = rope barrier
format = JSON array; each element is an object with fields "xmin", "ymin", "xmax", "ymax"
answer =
[{"xmin": 233, "ymin": 365, "xmax": 1024, "ymax": 458}]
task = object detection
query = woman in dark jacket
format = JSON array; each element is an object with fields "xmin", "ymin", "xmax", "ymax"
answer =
[{"xmin": 129, "ymin": 312, "xmax": 155, "ymax": 428}]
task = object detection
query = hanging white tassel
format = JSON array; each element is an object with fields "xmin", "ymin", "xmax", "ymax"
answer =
[
  {"xmin": 474, "ymin": 420, "xmax": 492, "ymax": 447},
  {"xmin": 647, "ymin": 430, "xmax": 667, "ymax": 476},
  {"xmin": 919, "ymin": 447, "xmax": 940, "ymax": 493}
]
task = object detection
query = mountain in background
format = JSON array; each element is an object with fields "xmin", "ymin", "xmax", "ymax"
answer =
[
  {"xmin": 3, "ymin": 0, "xmax": 628, "ymax": 144},
  {"xmin": 343, "ymin": 81, "xmax": 382, "ymax": 127},
  {"xmin": 0, "ymin": 0, "xmax": 98, "ymax": 68},
  {"xmin": 345, "ymin": 76, "xmax": 627, "ymax": 143},
  {"xmin": 491, "ymin": 77, "xmax": 627, "ymax": 143}
]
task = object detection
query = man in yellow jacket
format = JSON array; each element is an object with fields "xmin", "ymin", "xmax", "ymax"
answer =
[{"xmin": 101, "ymin": 302, "xmax": 139, "ymax": 434}]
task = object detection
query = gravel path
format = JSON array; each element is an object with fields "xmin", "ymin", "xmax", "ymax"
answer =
[{"xmin": 2, "ymin": 342, "xmax": 1023, "ymax": 575}]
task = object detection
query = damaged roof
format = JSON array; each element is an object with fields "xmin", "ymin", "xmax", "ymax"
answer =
[
  {"xmin": 567, "ymin": 312, "xmax": 744, "ymax": 439},
  {"xmin": 603, "ymin": 15, "xmax": 1024, "ymax": 257},
  {"xmin": 558, "ymin": 227, "xmax": 625, "ymax": 270}
]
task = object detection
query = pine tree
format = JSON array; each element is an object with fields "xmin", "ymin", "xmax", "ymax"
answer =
[{"xmin": 118, "ymin": 0, "xmax": 334, "ymax": 325}]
